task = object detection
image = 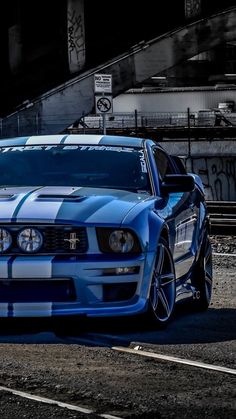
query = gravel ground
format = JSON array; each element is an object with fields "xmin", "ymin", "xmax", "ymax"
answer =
[
  {"xmin": 210, "ymin": 235, "xmax": 236, "ymax": 254},
  {"xmin": 0, "ymin": 235, "xmax": 235, "ymax": 419},
  {"xmin": 0, "ymin": 341, "xmax": 235, "ymax": 419}
]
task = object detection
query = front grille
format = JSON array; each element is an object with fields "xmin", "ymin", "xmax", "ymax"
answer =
[
  {"xmin": 0, "ymin": 225, "xmax": 88, "ymax": 255},
  {"xmin": 43, "ymin": 226, "xmax": 88, "ymax": 253}
]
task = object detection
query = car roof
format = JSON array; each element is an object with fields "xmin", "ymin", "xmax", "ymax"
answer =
[{"xmin": 0, "ymin": 134, "xmax": 155, "ymax": 148}]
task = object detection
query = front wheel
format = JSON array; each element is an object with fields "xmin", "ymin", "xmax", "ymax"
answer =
[{"xmin": 146, "ymin": 237, "xmax": 176, "ymax": 328}]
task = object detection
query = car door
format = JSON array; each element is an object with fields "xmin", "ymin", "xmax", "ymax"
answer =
[{"xmin": 152, "ymin": 147, "xmax": 198, "ymax": 280}]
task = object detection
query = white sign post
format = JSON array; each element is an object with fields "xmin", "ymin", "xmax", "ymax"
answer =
[{"xmin": 94, "ymin": 74, "xmax": 113, "ymax": 135}]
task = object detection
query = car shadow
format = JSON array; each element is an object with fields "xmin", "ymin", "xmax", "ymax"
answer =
[
  {"xmin": 0, "ymin": 306, "xmax": 235, "ymax": 346},
  {"xmin": 80, "ymin": 305, "xmax": 236, "ymax": 346}
]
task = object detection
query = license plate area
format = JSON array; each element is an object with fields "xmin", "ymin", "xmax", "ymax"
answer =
[{"xmin": 0, "ymin": 279, "xmax": 76, "ymax": 302}]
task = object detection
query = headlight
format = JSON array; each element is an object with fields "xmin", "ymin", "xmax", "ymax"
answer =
[
  {"xmin": 96, "ymin": 228, "xmax": 141, "ymax": 253},
  {"xmin": 0, "ymin": 228, "xmax": 12, "ymax": 252},
  {"xmin": 17, "ymin": 228, "xmax": 43, "ymax": 253},
  {"xmin": 109, "ymin": 230, "xmax": 134, "ymax": 253}
]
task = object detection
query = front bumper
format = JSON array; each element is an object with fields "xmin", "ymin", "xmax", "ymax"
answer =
[{"xmin": 0, "ymin": 252, "xmax": 155, "ymax": 317}]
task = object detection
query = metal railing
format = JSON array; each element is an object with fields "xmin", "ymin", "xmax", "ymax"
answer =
[
  {"xmin": 1, "ymin": 110, "xmax": 236, "ymax": 138},
  {"xmin": 79, "ymin": 112, "xmax": 192, "ymax": 130}
]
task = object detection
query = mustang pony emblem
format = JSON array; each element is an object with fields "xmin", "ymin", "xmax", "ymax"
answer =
[{"xmin": 64, "ymin": 232, "xmax": 80, "ymax": 250}]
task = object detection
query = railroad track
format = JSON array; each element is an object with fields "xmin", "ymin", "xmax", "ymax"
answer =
[{"xmin": 206, "ymin": 201, "xmax": 236, "ymax": 235}]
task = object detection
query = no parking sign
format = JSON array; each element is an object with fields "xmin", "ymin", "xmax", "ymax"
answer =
[{"xmin": 95, "ymin": 95, "xmax": 113, "ymax": 114}]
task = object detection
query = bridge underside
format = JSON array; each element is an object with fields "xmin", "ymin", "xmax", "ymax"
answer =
[{"xmin": 3, "ymin": 8, "xmax": 236, "ymax": 137}]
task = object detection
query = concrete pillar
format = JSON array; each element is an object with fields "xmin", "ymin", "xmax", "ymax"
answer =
[
  {"xmin": 8, "ymin": 23, "xmax": 23, "ymax": 74},
  {"xmin": 67, "ymin": 0, "xmax": 86, "ymax": 74}
]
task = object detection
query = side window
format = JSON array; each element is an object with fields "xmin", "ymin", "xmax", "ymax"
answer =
[
  {"xmin": 171, "ymin": 155, "xmax": 187, "ymax": 174},
  {"xmin": 153, "ymin": 148, "xmax": 174, "ymax": 181}
]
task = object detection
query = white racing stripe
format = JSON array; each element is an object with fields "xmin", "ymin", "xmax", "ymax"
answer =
[
  {"xmin": 63, "ymin": 134, "xmax": 104, "ymax": 144},
  {"xmin": 15, "ymin": 186, "xmax": 79, "ymax": 222},
  {"xmin": 0, "ymin": 385, "xmax": 123, "ymax": 419},
  {"xmin": 0, "ymin": 188, "xmax": 37, "ymax": 221},
  {"xmin": 12, "ymin": 256, "xmax": 54, "ymax": 278},
  {"xmin": 112, "ymin": 346, "xmax": 236, "ymax": 376},
  {"xmin": 25, "ymin": 135, "xmax": 66, "ymax": 144},
  {"xmin": 25, "ymin": 134, "xmax": 105, "ymax": 145},
  {"xmin": 13, "ymin": 303, "xmax": 52, "ymax": 317}
]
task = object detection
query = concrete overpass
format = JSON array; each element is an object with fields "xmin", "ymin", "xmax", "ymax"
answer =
[{"xmin": 2, "ymin": 6, "xmax": 236, "ymax": 137}]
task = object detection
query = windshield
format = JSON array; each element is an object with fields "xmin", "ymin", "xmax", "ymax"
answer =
[{"xmin": 0, "ymin": 144, "xmax": 151, "ymax": 192}]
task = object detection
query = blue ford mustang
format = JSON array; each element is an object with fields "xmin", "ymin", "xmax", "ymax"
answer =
[{"xmin": 0, "ymin": 134, "xmax": 212, "ymax": 327}]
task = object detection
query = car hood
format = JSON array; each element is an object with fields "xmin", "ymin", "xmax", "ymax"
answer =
[{"xmin": 0, "ymin": 186, "xmax": 151, "ymax": 225}]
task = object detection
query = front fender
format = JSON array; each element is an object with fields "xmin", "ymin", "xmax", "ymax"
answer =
[
  {"xmin": 121, "ymin": 200, "xmax": 167, "ymax": 253},
  {"xmin": 147, "ymin": 210, "xmax": 168, "ymax": 252}
]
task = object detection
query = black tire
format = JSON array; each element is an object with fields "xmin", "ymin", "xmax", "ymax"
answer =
[
  {"xmin": 146, "ymin": 237, "xmax": 176, "ymax": 328},
  {"xmin": 192, "ymin": 235, "xmax": 213, "ymax": 311}
]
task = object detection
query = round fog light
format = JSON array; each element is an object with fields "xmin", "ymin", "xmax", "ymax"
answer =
[
  {"xmin": 0, "ymin": 228, "xmax": 12, "ymax": 252},
  {"xmin": 17, "ymin": 228, "xmax": 43, "ymax": 253}
]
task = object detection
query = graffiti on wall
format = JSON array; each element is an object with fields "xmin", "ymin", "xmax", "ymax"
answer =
[
  {"xmin": 8, "ymin": 24, "xmax": 23, "ymax": 74},
  {"xmin": 190, "ymin": 157, "xmax": 236, "ymax": 201},
  {"xmin": 185, "ymin": 0, "xmax": 201, "ymax": 19},
  {"xmin": 67, "ymin": 0, "xmax": 85, "ymax": 73}
]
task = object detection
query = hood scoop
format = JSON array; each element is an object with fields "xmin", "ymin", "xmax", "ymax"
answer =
[
  {"xmin": 37, "ymin": 194, "xmax": 86, "ymax": 202},
  {"xmin": 0, "ymin": 194, "xmax": 15, "ymax": 200}
]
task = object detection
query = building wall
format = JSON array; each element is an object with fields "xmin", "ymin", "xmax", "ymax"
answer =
[
  {"xmin": 113, "ymin": 89, "xmax": 236, "ymax": 113},
  {"xmin": 161, "ymin": 140, "xmax": 236, "ymax": 201},
  {"xmin": 190, "ymin": 156, "xmax": 236, "ymax": 201}
]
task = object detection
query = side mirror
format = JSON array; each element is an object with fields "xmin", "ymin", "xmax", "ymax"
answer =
[{"xmin": 161, "ymin": 174, "xmax": 195, "ymax": 193}]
